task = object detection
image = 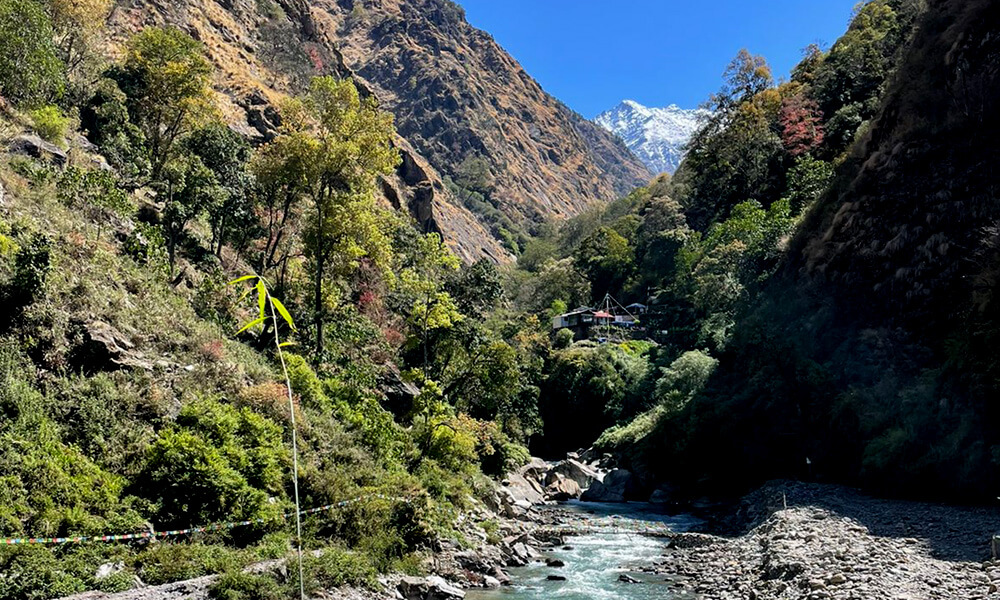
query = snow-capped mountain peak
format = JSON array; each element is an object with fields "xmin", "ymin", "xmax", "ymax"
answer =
[{"xmin": 595, "ymin": 100, "xmax": 710, "ymax": 175}]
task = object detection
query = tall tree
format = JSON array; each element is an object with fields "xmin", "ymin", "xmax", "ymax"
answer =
[
  {"xmin": 111, "ymin": 27, "xmax": 212, "ymax": 180},
  {"xmin": 0, "ymin": 0, "xmax": 63, "ymax": 107},
  {"xmin": 185, "ymin": 123, "xmax": 255, "ymax": 257},
  {"xmin": 261, "ymin": 77, "xmax": 399, "ymax": 360}
]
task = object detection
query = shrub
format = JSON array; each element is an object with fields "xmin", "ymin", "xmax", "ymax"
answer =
[
  {"xmin": 134, "ymin": 543, "xmax": 246, "ymax": 586},
  {"xmin": 0, "ymin": 0, "xmax": 64, "ymax": 107},
  {"xmin": 209, "ymin": 571, "xmax": 284, "ymax": 600},
  {"xmin": 30, "ymin": 106, "xmax": 70, "ymax": 144},
  {"xmin": 122, "ymin": 221, "xmax": 167, "ymax": 270},
  {"xmin": 297, "ymin": 547, "xmax": 377, "ymax": 591},
  {"xmin": 56, "ymin": 168, "xmax": 133, "ymax": 238},
  {"xmin": 137, "ymin": 398, "xmax": 288, "ymax": 530},
  {"xmin": 553, "ymin": 327, "xmax": 574, "ymax": 349},
  {"xmin": 79, "ymin": 78, "xmax": 149, "ymax": 182},
  {"xmin": 655, "ymin": 349, "xmax": 719, "ymax": 402},
  {"xmin": 4, "ymin": 231, "xmax": 50, "ymax": 310},
  {"xmin": 0, "ymin": 546, "xmax": 87, "ymax": 600}
]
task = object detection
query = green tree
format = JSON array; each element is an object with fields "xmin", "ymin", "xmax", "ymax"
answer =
[
  {"xmin": 158, "ymin": 154, "xmax": 220, "ymax": 274},
  {"xmin": 395, "ymin": 233, "xmax": 462, "ymax": 371},
  {"xmin": 185, "ymin": 124, "xmax": 255, "ymax": 257},
  {"xmin": 446, "ymin": 258, "xmax": 504, "ymax": 317},
  {"xmin": 110, "ymin": 27, "xmax": 213, "ymax": 180},
  {"xmin": 573, "ymin": 226, "xmax": 635, "ymax": 301},
  {"xmin": 80, "ymin": 78, "xmax": 150, "ymax": 183},
  {"xmin": 784, "ymin": 155, "xmax": 834, "ymax": 214},
  {"xmin": 675, "ymin": 50, "xmax": 785, "ymax": 230},
  {"xmin": 265, "ymin": 77, "xmax": 399, "ymax": 360},
  {"xmin": 454, "ymin": 154, "xmax": 495, "ymax": 198},
  {"xmin": 0, "ymin": 0, "xmax": 63, "ymax": 107}
]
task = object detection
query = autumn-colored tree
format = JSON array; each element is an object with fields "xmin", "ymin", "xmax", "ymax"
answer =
[
  {"xmin": 779, "ymin": 95, "xmax": 825, "ymax": 156},
  {"xmin": 48, "ymin": 0, "xmax": 112, "ymax": 72}
]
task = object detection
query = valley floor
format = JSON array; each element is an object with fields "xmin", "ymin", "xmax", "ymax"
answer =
[
  {"xmin": 57, "ymin": 481, "xmax": 1000, "ymax": 600},
  {"xmin": 660, "ymin": 481, "xmax": 1000, "ymax": 600}
]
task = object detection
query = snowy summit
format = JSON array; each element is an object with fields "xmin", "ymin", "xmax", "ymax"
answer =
[{"xmin": 595, "ymin": 100, "xmax": 710, "ymax": 175}]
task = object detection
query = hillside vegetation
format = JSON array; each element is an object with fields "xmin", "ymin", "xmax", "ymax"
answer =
[
  {"xmin": 0, "ymin": 4, "xmax": 553, "ymax": 598},
  {"xmin": 505, "ymin": 0, "xmax": 1000, "ymax": 503},
  {"xmin": 2, "ymin": 0, "xmax": 999, "ymax": 597}
]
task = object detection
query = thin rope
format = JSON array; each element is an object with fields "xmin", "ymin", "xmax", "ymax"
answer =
[{"xmin": 270, "ymin": 294, "xmax": 305, "ymax": 600}]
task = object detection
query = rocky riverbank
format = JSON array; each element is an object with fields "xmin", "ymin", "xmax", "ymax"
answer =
[
  {"xmin": 650, "ymin": 481, "xmax": 1000, "ymax": 600},
  {"xmin": 61, "ymin": 466, "xmax": 1000, "ymax": 600}
]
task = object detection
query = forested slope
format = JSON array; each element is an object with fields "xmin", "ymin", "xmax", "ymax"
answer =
[
  {"xmin": 499, "ymin": 0, "xmax": 1000, "ymax": 503},
  {"xmin": 677, "ymin": 0, "xmax": 1000, "ymax": 499},
  {"xmin": 0, "ymin": 3, "xmax": 553, "ymax": 597}
]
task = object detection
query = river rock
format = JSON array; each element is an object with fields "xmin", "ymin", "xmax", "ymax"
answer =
[
  {"xmin": 398, "ymin": 575, "xmax": 465, "ymax": 600},
  {"xmin": 545, "ymin": 458, "xmax": 604, "ymax": 489},
  {"xmin": 9, "ymin": 134, "xmax": 68, "ymax": 167},
  {"xmin": 546, "ymin": 575, "xmax": 567, "ymax": 581},
  {"xmin": 545, "ymin": 474, "xmax": 581, "ymax": 500},
  {"xmin": 649, "ymin": 483, "xmax": 678, "ymax": 504},
  {"xmin": 580, "ymin": 469, "xmax": 637, "ymax": 502},
  {"xmin": 501, "ymin": 459, "xmax": 547, "ymax": 507},
  {"xmin": 618, "ymin": 573, "xmax": 642, "ymax": 583}
]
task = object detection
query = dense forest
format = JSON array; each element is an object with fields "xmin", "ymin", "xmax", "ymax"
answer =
[{"xmin": 1, "ymin": 0, "xmax": 998, "ymax": 598}]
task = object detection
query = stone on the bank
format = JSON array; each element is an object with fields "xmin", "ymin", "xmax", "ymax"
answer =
[
  {"xmin": 545, "ymin": 458, "xmax": 603, "ymax": 489},
  {"xmin": 649, "ymin": 483, "xmax": 678, "ymax": 504},
  {"xmin": 398, "ymin": 575, "xmax": 465, "ymax": 600},
  {"xmin": 545, "ymin": 474, "xmax": 581, "ymax": 500},
  {"xmin": 9, "ymin": 134, "xmax": 68, "ymax": 167},
  {"xmin": 95, "ymin": 562, "xmax": 124, "ymax": 580},
  {"xmin": 580, "ymin": 469, "xmax": 637, "ymax": 502}
]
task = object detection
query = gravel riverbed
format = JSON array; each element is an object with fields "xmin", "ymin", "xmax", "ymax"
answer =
[{"xmin": 656, "ymin": 481, "xmax": 1000, "ymax": 600}]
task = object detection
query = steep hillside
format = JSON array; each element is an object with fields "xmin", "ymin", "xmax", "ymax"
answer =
[
  {"xmin": 656, "ymin": 0, "xmax": 1000, "ymax": 500},
  {"xmin": 595, "ymin": 100, "xmax": 708, "ymax": 175},
  {"xmin": 105, "ymin": 0, "xmax": 650, "ymax": 260},
  {"xmin": 331, "ymin": 0, "xmax": 651, "ymax": 220}
]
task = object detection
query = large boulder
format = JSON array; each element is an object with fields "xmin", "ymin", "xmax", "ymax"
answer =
[
  {"xmin": 9, "ymin": 134, "xmax": 67, "ymax": 167},
  {"xmin": 580, "ymin": 469, "xmax": 637, "ymax": 502},
  {"xmin": 501, "ymin": 458, "xmax": 547, "ymax": 506},
  {"xmin": 648, "ymin": 483, "xmax": 679, "ymax": 504},
  {"xmin": 68, "ymin": 320, "xmax": 152, "ymax": 372},
  {"xmin": 544, "ymin": 474, "xmax": 581, "ymax": 501},
  {"xmin": 398, "ymin": 575, "xmax": 465, "ymax": 600},
  {"xmin": 545, "ymin": 459, "xmax": 603, "ymax": 490}
]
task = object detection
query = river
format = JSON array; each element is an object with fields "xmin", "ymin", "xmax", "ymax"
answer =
[{"xmin": 467, "ymin": 501, "xmax": 702, "ymax": 600}]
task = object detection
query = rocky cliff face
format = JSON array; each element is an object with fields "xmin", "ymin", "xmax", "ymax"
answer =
[
  {"xmin": 331, "ymin": 0, "xmax": 651, "ymax": 221},
  {"xmin": 106, "ymin": 0, "xmax": 650, "ymax": 261}
]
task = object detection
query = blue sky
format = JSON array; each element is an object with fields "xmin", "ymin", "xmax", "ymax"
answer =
[{"xmin": 456, "ymin": 0, "xmax": 861, "ymax": 118}]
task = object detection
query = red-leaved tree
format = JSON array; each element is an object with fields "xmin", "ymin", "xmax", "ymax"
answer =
[{"xmin": 779, "ymin": 95, "xmax": 825, "ymax": 156}]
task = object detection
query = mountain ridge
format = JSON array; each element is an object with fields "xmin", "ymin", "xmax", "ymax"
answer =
[
  {"xmin": 105, "ymin": 0, "xmax": 651, "ymax": 260},
  {"xmin": 595, "ymin": 99, "xmax": 708, "ymax": 175}
]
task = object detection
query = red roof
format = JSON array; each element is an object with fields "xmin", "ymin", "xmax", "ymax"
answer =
[{"xmin": 593, "ymin": 311, "xmax": 613, "ymax": 318}]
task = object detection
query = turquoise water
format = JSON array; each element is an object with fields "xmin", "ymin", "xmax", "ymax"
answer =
[{"xmin": 467, "ymin": 502, "xmax": 701, "ymax": 600}]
